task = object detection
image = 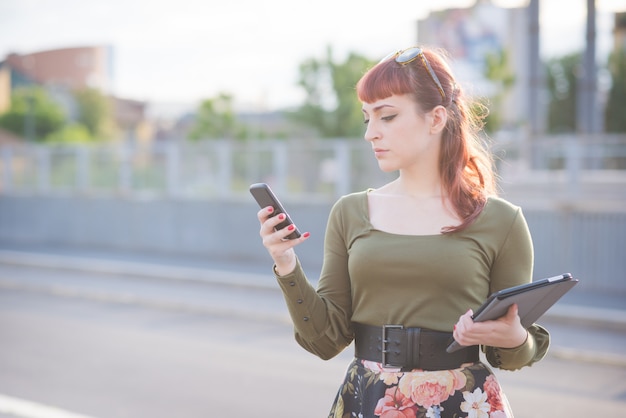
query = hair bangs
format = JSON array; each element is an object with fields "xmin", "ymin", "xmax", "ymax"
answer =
[{"xmin": 356, "ymin": 61, "xmax": 414, "ymax": 103}]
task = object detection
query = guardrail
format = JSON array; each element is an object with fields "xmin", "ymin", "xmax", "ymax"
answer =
[
  {"xmin": 1, "ymin": 134, "xmax": 625, "ymax": 293},
  {"xmin": 1, "ymin": 134, "xmax": 625, "ymax": 202}
]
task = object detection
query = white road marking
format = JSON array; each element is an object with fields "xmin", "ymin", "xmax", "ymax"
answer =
[{"xmin": 0, "ymin": 394, "xmax": 97, "ymax": 418}]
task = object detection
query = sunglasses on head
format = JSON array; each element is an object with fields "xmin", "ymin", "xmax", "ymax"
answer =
[{"xmin": 379, "ymin": 47, "xmax": 446, "ymax": 101}]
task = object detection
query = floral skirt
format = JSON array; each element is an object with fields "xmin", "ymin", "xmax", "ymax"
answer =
[{"xmin": 328, "ymin": 358, "xmax": 513, "ymax": 418}]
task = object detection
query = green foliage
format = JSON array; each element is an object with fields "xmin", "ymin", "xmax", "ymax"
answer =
[
  {"xmin": 546, "ymin": 53, "xmax": 580, "ymax": 133},
  {"xmin": 604, "ymin": 49, "xmax": 626, "ymax": 133},
  {"xmin": 73, "ymin": 88, "xmax": 117, "ymax": 140},
  {"xmin": 44, "ymin": 123, "xmax": 93, "ymax": 143},
  {"xmin": 288, "ymin": 46, "xmax": 375, "ymax": 138},
  {"xmin": 482, "ymin": 49, "xmax": 515, "ymax": 133},
  {"xmin": 0, "ymin": 86, "xmax": 66, "ymax": 141},
  {"xmin": 188, "ymin": 93, "xmax": 248, "ymax": 140}
]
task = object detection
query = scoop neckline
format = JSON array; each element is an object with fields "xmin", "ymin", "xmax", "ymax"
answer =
[{"xmin": 363, "ymin": 189, "xmax": 446, "ymax": 237}]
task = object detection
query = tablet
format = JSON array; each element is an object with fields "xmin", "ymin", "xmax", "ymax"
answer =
[{"xmin": 446, "ymin": 273, "xmax": 579, "ymax": 353}]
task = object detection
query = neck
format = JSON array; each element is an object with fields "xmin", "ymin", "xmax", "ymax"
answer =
[
  {"xmin": 395, "ymin": 154, "xmax": 443, "ymax": 195},
  {"xmin": 389, "ymin": 175, "xmax": 444, "ymax": 198}
]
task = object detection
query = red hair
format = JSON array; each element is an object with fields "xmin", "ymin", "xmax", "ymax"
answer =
[{"xmin": 356, "ymin": 47, "xmax": 496, "ymax": 233}]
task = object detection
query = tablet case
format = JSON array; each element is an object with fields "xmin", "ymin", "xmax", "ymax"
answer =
[{"xmin": 446, "ymin": 273, "xmax": 579, "ymax": 353}]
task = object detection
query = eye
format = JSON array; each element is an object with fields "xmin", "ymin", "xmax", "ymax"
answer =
[
  {"xmin": 363, "ymin": 119, "xmax": 369, "ymax": 125},
  {"xmin": 382, "ymin": 114, "xmax": 397, "ymax": 121}
]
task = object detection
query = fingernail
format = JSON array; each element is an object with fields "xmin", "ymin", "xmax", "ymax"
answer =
[
  {"xmin": 454, "ymin": 324, "xmax": 457, "ymax": 330},
  {"xmin": 287, "ymin": 225, "xmax": 295, "ymax": 231},
  {"xmin": 267, "ymin": 207, "xmax": 274, "ymax": 213},
  {"xmin": 303, "ymin": 232, "xmax": 310, "ymax": 238},
  {"xmin": 278, "ymin": 214, "xmax": 285, "ymax": 220}
]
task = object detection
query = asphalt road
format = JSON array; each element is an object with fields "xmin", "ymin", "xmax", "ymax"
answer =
[{"xmin": 0, "ymin": 262, "xmax": 625, "ymax": 417}]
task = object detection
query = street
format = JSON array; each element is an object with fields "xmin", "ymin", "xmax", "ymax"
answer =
[{"xmin": 0, "ymin": 262, "xmax": 625, "ymax": 418}]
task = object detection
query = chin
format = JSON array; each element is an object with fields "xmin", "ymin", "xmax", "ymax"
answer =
[{"xmin": 376, "ymin": 162, "xmax": 399, "ymax": 173}]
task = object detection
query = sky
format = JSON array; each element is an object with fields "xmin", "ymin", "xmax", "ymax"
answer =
[{"xmin": 0, "ymin": 0, "xmax": 624, "ymax": 117}]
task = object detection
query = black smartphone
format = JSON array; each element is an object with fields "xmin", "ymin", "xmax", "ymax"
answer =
[{"xmin": 249, "ymin": 183, "xmax": 301, "ymax": 239}]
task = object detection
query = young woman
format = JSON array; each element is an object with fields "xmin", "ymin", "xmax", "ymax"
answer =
[{"xmin": 256, "ymin": 46, "xmax": 549, "ymax": 418}]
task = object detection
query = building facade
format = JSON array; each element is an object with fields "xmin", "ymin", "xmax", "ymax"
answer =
[
  {"xmin": 0, "ymin": 46, "xmax": 149, "ymax": 142},
  {"xmin": 416, "ymin": 0, "xmax": 540, "ymax": 134}
]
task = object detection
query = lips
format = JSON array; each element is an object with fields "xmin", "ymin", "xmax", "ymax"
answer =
[{"xmin": 373, "ymin": 148, "xmax": 388, "ymax": 158}]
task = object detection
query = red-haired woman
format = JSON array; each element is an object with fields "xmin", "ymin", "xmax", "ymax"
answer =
[{"xmin": 255, "ymin": 46, "xmax": 549, "ymax": 418}]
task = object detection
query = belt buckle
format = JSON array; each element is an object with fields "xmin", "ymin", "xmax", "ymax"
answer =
[{"xmin": 382, "ymin": 324, "xmax": 403, "ymax": 367}]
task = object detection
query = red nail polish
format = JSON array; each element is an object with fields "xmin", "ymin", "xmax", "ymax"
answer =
[
  {"xmin": 287, "ymin": 225, "xmax": 295, "ymax": 231},
  {"xmin": 278, "ymin": 214, "xmax": 285, "ymax": 220},
  {"xmin": 267, "ymin": 206, "xmax": 274, "ymax": 213},
  {"xmin": 454, "ymin": 324, "xmax": 457, "ymax": 330},
  {"xmin": 303, "ymin": 232, "xmax": 310, "ymax": 238}
]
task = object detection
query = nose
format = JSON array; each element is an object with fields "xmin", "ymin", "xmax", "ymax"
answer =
[{"xmin": 364, "ymin": 121, "xmax": 379, "ymax": 143}]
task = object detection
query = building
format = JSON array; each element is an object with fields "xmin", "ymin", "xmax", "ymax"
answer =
[
  {"xmin": 416, "ymin": 0, "xmax": 539, "ymax": 134},
  {"xmin": 0, "ymin": 46, "xmax": 149, "ymax": 142}
]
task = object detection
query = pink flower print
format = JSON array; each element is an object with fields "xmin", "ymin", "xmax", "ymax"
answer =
[
  {"xmin": 362, "ymin": 360, "xmax": 403, "ymax": 385},
  {"xmin": 374, "ymin": 387, "xmax": 417, "ymax": 418},
  {"xmin": 483, "ymin": 375, "xmax": 505, "ymax": 413},
  {"xmin": 397, "ymin": 369, "xmax": 466, "ymax": 409}
]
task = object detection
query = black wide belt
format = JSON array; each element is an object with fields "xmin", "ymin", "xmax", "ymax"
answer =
[{"xmin": 353, "ymin": 322, "xmax": 479, "ymax": 371}]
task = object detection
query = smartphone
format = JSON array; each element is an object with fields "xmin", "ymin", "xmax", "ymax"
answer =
[{"xmin": 249, "ymin": 183, "xmax": 301, "ymax": 239}]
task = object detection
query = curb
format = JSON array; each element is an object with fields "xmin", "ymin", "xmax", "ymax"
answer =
[
  {"xmin": 542, "ymin": 304, "xmax": 626, "ymax": 333},
  {"xmin": 1, "ymin": 249, "xmax": 626, "ymax": 369},
  {"xmin": 2, "ymin": 250, "xmax": 625, "ymax": 329},
  {"xmin": 0, "ymin": 250, "xmax": 277, "ymax": 290},
  {"xmin": 2, "ymin": 249, "xmax": 626, "ymax": 369}
]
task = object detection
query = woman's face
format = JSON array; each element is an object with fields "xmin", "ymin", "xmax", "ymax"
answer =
[{"xmin": 362, "ymin": 94, "xmax": 438, "ymax": 173}]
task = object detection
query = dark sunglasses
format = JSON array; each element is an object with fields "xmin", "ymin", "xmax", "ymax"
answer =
[{"xmin": 379, "ymin": 47, "xmax": 446, "ymax": 101}]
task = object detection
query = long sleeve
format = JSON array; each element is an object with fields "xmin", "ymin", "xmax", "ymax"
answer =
[
  {"xmin": 274, "ymin": 199, "xmax": 355, "ymax": 360},
  {"xmin": 272, "ymin": 193, "xmax": 551, "ymax": 370},
  {"xmin": 481, "ymin": 206, "xmax": 551, "ymax": 370}
]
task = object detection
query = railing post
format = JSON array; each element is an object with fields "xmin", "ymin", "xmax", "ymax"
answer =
[
  {"xmin": 0, "ymin": 146, "xmax": 13, "ymax": 193},
  {"xmin": 216, "ymin": 140, "xmax": 233, "ymax": 197},
  {"xmin": 118, "ymin": 144, "xmax": 132, "ymax": 194},
  {"xmin": 76, "ymin": 145, "xmax": 90, "ymax": 193},
  {"xmin": 272, "ymin": 140, "xmax": 288, "ymax": 195},
  {"xmin": 334, "ymin": 140, "xmax": 351, "ymax": 198},
  {"xmin": 36, "ymin": 145, "xmax": 50, "ymax": 193},
  {"xmin": 566, "ymin": 136, "xmax": 581, "ymax": 200},
  {"xmin": 165, "ymin": 142, "xmax": 180, "ymax": 197}
]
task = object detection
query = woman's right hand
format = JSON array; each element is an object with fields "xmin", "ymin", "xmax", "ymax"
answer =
[{"xmin": 257, "ymin": 206, "xmax": 310, "ymax": 276}]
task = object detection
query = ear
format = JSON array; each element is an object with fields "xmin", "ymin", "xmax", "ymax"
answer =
[{"xmin": 429, "ymin": 105, "xmax": 448, "ymax": 135}]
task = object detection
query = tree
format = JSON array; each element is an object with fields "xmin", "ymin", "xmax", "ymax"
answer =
[
  {"xmin": 482, "ymin": 49, "xmax": 515, "ymax": 133},
  {"xmin": 546, "ymin": 53, "xmax": 580, "ymax": 133},
  {"xmin": 288, "ymin": 46, "xmax": 374, "ymax": 138},
  {"xmin": 188, "ymin": 93, "xmax": 248, "ymax": 140},
  {"xmin": 0, "ymin": 86, "xmax": 66, "ymax": 141},
  {"xmin": 44, "ymin": 123, "xmax": 93, "ymax": 143},
  {"xmin": 604, "ymin": 49, "xmax": 626, "ymax": 133},
  {"xmin": 73, "ymin": 87, "xmax": 117, "ymax": 140}
]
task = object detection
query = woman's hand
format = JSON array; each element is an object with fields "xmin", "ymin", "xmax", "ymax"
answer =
[
  {"xmin": 257, "ymin": 206, "xmax": 310, "ymax": 276},
  {"xmin": 452, "ymin": 304, "xmax": 528, "ymax": 349}
]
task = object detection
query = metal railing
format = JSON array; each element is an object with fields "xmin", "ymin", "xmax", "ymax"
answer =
[{"xmin": 1, "ymin": 134, "xmax": 625, "ymax": 202}]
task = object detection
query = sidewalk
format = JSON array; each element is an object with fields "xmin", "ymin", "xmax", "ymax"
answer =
[{"xmin": 1, "ymin": 242, "xmax": 625, "ymax": 365}]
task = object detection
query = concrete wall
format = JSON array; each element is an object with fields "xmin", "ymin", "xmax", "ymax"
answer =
[
  {"xmin": 0, "ymin": 195, "xmax": 624, "ymax": 293},
  {"xmin": 0, "ymin": 195, "xmax": 329, "ymax": 269}
]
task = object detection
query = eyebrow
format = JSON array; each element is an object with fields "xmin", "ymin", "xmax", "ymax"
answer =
[{"xmin": 362, "ymin": 104, "xmax": 396, "ymax": 114}]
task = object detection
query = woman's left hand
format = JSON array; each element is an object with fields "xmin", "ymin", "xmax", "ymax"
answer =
[{"xmin": 452, "ymin": 304, "xmax": 528, "ymax": 349}]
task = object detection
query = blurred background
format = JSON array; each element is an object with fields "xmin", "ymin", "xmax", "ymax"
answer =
[{"xmin": 0, "ymin": 0, "xmax": 625, "ymax": 417}]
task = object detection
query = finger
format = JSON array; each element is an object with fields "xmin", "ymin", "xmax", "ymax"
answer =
[
  {"xmin": 506, "ymin": 303, "xmax": 519, "ymax": 320},
  {"xmin": 259, "ymin": 212, "xmax": 288, "ymax": 238},
  {"xmin": 257, "ymin": 206, "xmax": 275, "ymax": 223},
  {"xmin": 458, "ymin": 309, "xmax": 474, "ymax": 328}
]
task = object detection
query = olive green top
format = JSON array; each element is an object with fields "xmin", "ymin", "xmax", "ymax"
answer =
[{"xmin": 275, "ymin": 190, "xmax": 550, "ymax": 371}]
